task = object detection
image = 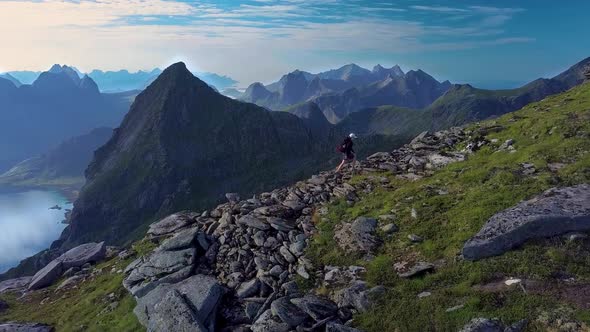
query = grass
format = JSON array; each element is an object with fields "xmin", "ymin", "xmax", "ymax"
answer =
[
  {"xmin": 307, "ymin": 83, "xmax": 590, "ymax": 331},
  {"xmin": 0, "ymin": 241, "xmax": 157, "ymax": 331}
]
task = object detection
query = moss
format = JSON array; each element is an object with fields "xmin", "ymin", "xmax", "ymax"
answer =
[{"xmin": 307, "ymin": 83, "xmax": 590, "ymax": 330}]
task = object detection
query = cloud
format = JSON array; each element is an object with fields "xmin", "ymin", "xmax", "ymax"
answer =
[
  {"xmin": 411, "ymin": 5, "xmax": 468, "ymax": 13},
  {"xmin": 0, "ymin": 0, "xmax": 531, "ymax": 84}
]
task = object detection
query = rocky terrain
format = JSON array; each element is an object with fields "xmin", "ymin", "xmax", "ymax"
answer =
[{"xmin": 2, "ymin": 79, "xmax": 589, "ymax": 331}]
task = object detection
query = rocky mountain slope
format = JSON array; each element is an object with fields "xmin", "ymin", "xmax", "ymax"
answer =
[
  {"xmin": 0, "ymin": 65, "xmax": 135, "ymax": 172},
  {"xmin": 1, "ymin": 78, "xmax": 588, "ymax": 332},
  {"xmin": 0, "ymin": 127, "xmax": 113, "ymax": 190}
]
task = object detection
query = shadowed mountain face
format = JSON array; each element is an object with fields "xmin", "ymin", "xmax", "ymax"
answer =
[
  {"xmin": 241, "ymin": 64, "xmax": 451, "ymax": 123},
  {"xmin": 54, "ymin": 62, "xmax": 342, "ymax": 248},
  {"xmin": 0, "ymin": 65, "xmax": 135, "ymax": 172}
]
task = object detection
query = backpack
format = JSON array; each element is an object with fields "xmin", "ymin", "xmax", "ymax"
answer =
[{"xmin": 336, "ymin": 139, "xmax": 347, "ymax": 153}]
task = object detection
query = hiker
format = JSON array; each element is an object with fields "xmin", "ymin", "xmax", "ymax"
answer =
[{"xmin": 336, "ymin": 133, "xmax": 357, "ymax": 173}]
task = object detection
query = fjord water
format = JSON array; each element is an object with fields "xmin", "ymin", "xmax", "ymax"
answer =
[{"xmin": 0, "ymin": 188, "xmax": 72, "ymax": 273}]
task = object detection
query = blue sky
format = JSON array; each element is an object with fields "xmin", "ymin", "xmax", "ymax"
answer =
[{"xmin": 0, "ymin": 0, "xmax": 588, "ymax": 88}]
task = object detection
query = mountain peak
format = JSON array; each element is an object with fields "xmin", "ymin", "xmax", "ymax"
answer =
[
  {"xmin": 146, "ymin": 62, "xmax": 213, "ymax": 94},
  {"xmin": 47, "ymin": 64, "xmax": 81, "ymax": 84},
  {"xmin": 372, "ymin": 64, "xmax": 385, "ymax": 72}
]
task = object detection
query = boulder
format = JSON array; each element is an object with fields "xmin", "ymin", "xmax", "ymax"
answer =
[
  {"xmin": 29, "ymin": 242, "xmax": 106, "ymax": 289},
  {"xmin": 124, "ymin": 248, "xmax": 195, "ymax": 297},
  {"xmin": 0, "ymin": 323, "xmax": 54, "ymax": 332},
  {"xmin": 397, "ymin": 262, "xmax": 435, "ymax": 279},
  {"xmin": 157, "ymin": 227, "xmax": 200, "ymax": 252},
  {"xmin": 0, "ymin": 299, "xmax": 8, "ymax": 313},
  {"xmin": 334, "ymin": 217, "xmax": 380, "ymax": 254},
  {"xmin": 148, "ymin": 212, "xmax": 198, "ymax": 237},
  {"xmin": 28, "ymin": 260, "xmax": 64, "ymax": 290},
  {"xmin": 251, "ymin": 309, "xmax": 290, "ymax": 332},
  {"xmin": 148, "ymin": 289, "xmax": 208, "ymax": 332},
  {"xmin": 326, "ymin": 322, "xmax": 363, "ymax": 332},
  {"xmin": 0, "ymin": 277, "xmax": 32, "ymax": 294},
  {"xmin": 60, "ymin": 242, "xmax": 106, "ymax": 269},
  {"xmin": 236, "ymin": 279, "xmax": 260, "ymax": 298},
  {"xmin": 237, "ymin": 215, "xmax": 271, "ymax": 231},
  {"xmin": 271, "ymin": 297, "xmax": 310, "ymax": 326},
  {"xmin": 459, "ymin": 318, "xmax": 505, "ymax": 332},
  {"xmin": 463, "ymin": 185, "xmax": 590, "ymax": 261},
  {"xmin": 134, "ymin": 275, "xmax": 225, "ymax": 332},
  {"xmin": 290, "ymin": 295, "xmax": 338, "ymax": 321},
  {"xmin": 333, "ymin": 281, "xmax": 371, "ymax": 313}
]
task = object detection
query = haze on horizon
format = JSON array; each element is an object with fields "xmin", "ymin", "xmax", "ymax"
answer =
[{"xmin": 0, "ymin": 0, "xmax": 589, "ymax": 88}]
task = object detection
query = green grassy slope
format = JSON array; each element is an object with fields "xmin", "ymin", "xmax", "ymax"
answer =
[
  {"xmin": 308, "ymin": 83, "xmax": 590, "ymax": 331},
  {"xmin": 0, "ymin": 241, "xmax": 156, "ymax": 331}
]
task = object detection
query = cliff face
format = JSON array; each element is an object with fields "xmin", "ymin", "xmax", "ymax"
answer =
[{"xmin": 56, "ymin": 63, "xmax": 337, "ymax": 248}]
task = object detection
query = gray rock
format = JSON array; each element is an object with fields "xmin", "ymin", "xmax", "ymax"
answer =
[
  {"xmin": 398, "ymin": 262, "xmax": 434, "ymax": 278},
  {"xmin": 463, "ymin": 185, "xmax": 590, "ymax": 260},
  {"xmin": 281, "ymin": 281, "xmax": 300, "ymax": 296},
  {"xmin": 333, "ymin": 281, "xmax": 371, "ymax": 313},
  {"xmin": 254, "ymin": 205, "xmax": 294, "ymax": 219},
  {"xmin": 245, "ymin": 301, "xmax": 263, "ymax": 320},
  {"xmin": 268, "ymin": 218, "xmax": 296, "ymax": 231},
  {"xmin": 334, "ymin": 217, "xmax": 380, "ymax": 254},
  {"xmin": 381, "ymin": 223, "xmax": 398, "ymax": 234},
  {"xmin": 148, "ymin": 212, "xmax": 197, "ymax": 237},
  {"xmin": 326, "ymin": 322, "xmax": 363, "ymax": 332},
  {"xmin": 271, "ymin": 297, "xmax": 310, "ymax": 326},
  {"xmin": 279, "ymin": 246, "xmax": 296, "ymax": 264},
  {"xmin": 251, "ymin": 309, "xmax": 290, "ymax": 332},
  {"xmin": 459, "ymin": 318, "xmax": 504, "ymax": 332},
  {"xmin": 237, "ymin": 279, "xmax": 260, "ymax": 298},
  {"xmin": 282, "ymin": 199, "xmax": 306, "ymax": 211},
  {"xmin": 290, "ymin": 295, "xmax": 338, "ymax": 321},
  {"xmin": 226, "ymin": 193, "xmax": 241, "ymax": 204},
  {"xmin": 28, "ymin": 260, "xmax": 64, "ymax": 290},
  {"xmin": 269, "ymin": 265, "xmax": 283, "ymax": 277},
  {"xmin": 60, "ymin": 242, "xmax": 106, "ymax": 269},
  {"xmin": 408, "ymin": 234, "xmax": 423, "ymax": 243},
  {"xmin": 0, "ymin": 323, "xmax": 55, "ymax": 332},
  {"xmin": 289, "ymin": 241, "xmax": 306, "ymax": 257},
  {"xmin": 56, "ymin": 275, "xmax": 84, "ymax": 291},
  {"xmin": 238, "ymin": 215, "xmax": 271, "ymax": 231},
  {"xmin": 134, "ymin": 275, "xmax": 225, "ymax": 331},
  {"xmin": 0, "ymin": 277, "xmax": 32, "ymax": 294},
  {"xmin": 148, "ymin": 289, "xmax": 207, "ymax": 332},
  {"xmin": 157, "ymin": 227, "xmax": 200, "ymax": 252},
  {"xmin": 125, "ymin": 248, "xmax": 196, "ymax": 297},
  {"xmin": 253, "ymin": 231, "xmax": 266, "ymax": 247},
  {"xmin": 0, "ymin": 299, "xmax": 8, "ymax": 313}
]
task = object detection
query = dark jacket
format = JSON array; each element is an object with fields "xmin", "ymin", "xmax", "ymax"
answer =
[{"xmin": 341, "ymin": 137, "xmax": 355, "ymax": 157}]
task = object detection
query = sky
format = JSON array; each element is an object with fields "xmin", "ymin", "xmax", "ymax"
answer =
[{"xmin": 0, "ymin": 0, "xmax": 588, "ymax": 88}]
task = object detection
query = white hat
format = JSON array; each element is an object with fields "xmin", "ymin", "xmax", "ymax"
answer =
[{"xmin": 349, "ymin": 133, "xmax": 357, "ymax": 139}]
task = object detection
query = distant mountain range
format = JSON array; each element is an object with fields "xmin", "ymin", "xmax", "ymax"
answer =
[
  {"xmin": 339, "ymin": 56, "xmax": 590, "ymax": 137},
  {"xmin": 0, "ymin": 65, "xmax": 135, "ymax": 172},
  {"xmin": 240, "ymin": 63, "xmax": 451, "ymax": 123},
  {"xmin": 3, "ymin": 67, "xmax": 238, "ymax": 92}
]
